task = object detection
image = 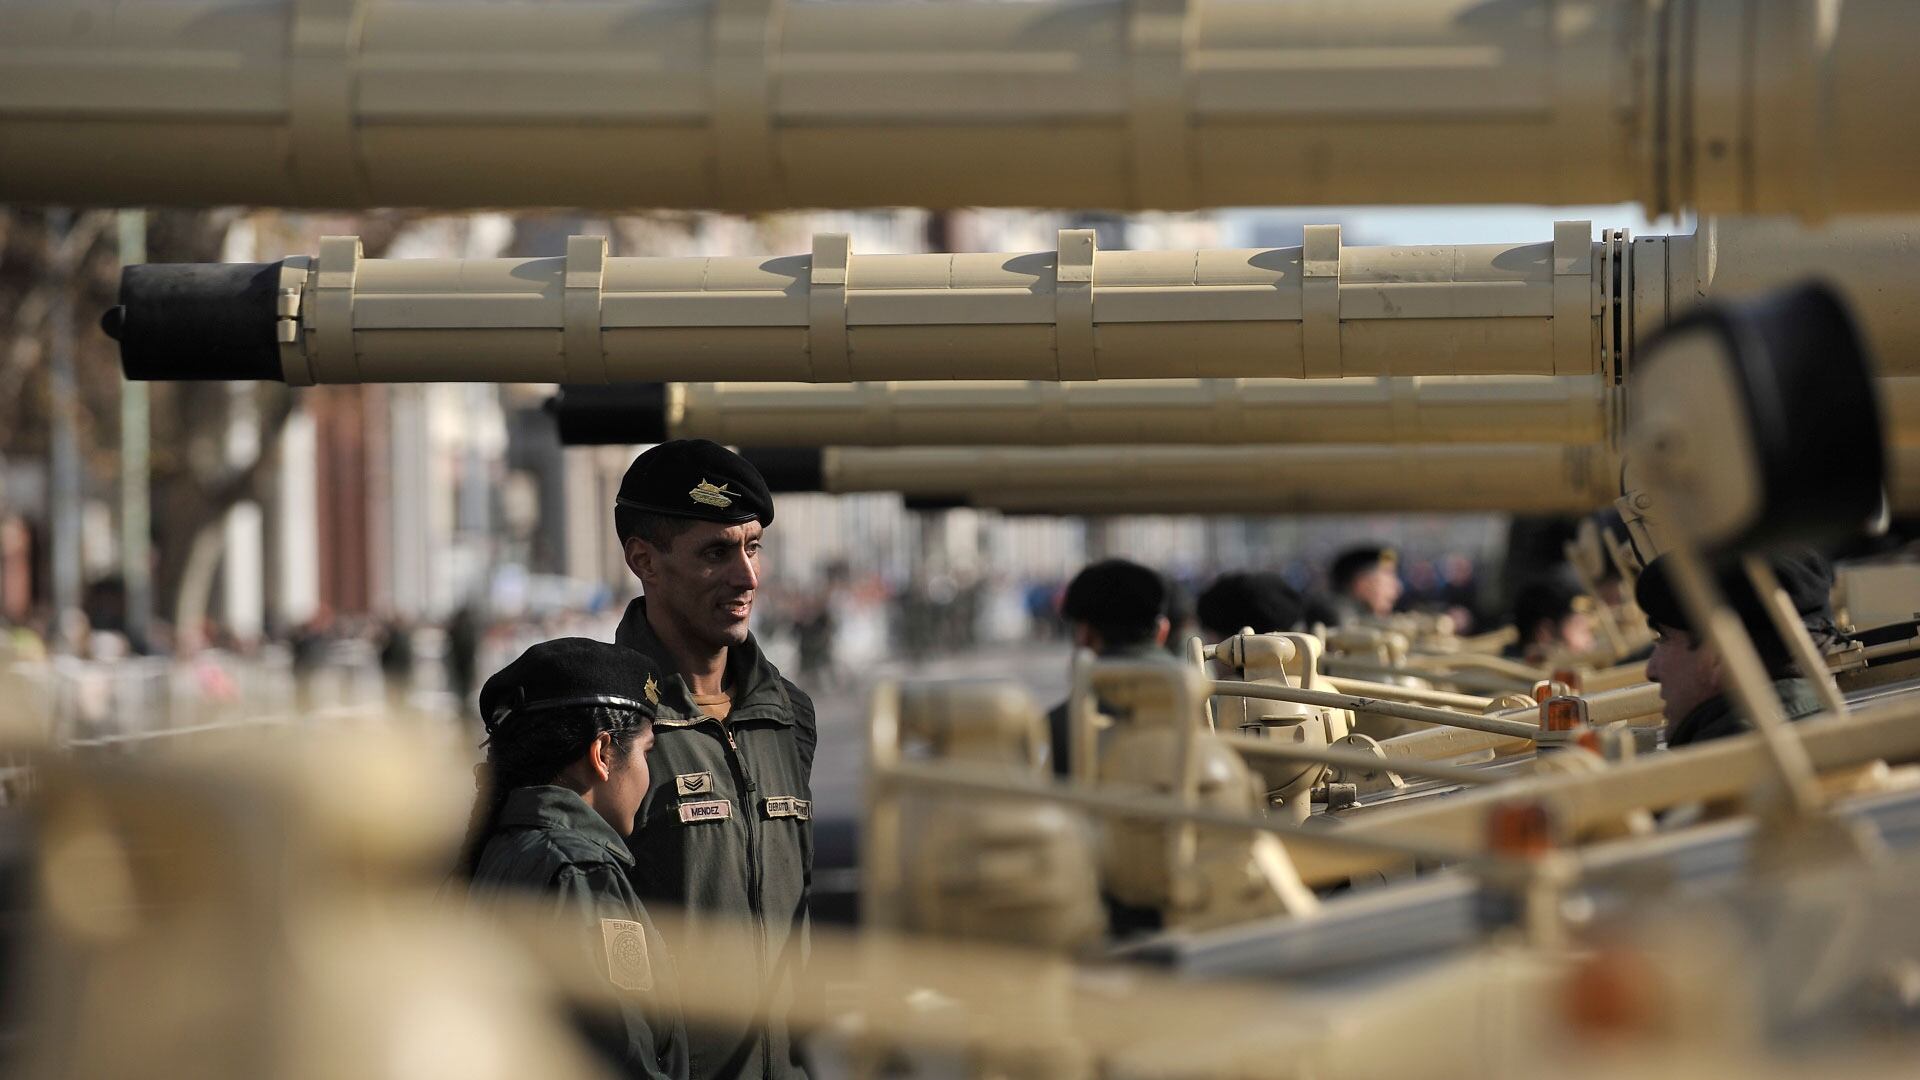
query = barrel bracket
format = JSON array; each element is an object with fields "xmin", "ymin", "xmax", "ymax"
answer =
[
  {"xmin": 564, "ymin": 235, "xmax": 610, "ymax": 384},
  {"xmin": 1553, "ymin": 220, "xmax": 1594, "ymax": 376},
  {"xmin": 1055, "ymin": 229, "xmax": 1098, "ymax": 381},
  {"xmin": 808, "ymin": 233, "xmax": 852, "ymax": 383},
  {"xmin": 309, "ymin": 236, "xmax": 362, "ymax": 384},
  {"xmin": 276, "ymin": 257, "xmax": 315, "ymax": 386},
  {"xmin": 1302, "ymin": 224, "xmax": 1342, "ymax": 378}
]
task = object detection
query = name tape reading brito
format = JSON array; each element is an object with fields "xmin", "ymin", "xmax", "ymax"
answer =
[{"xmin": 764, "ymin": 796, "xmax": 812, "ymax": 820}]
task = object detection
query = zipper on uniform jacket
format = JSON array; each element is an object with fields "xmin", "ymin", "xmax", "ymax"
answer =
[{"xmin": 722, "ymin": 720, "xmax": 775, "ymax": 1080}]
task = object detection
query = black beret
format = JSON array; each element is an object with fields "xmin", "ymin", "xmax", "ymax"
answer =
[
  {"xmin": 479, "ymin": 637, "xmax": 666, "ymax": 737},
  {"xmin": 1330, "ymin": 545, "xmax": 1398, "ymax": 590},
  {"xmin": 1635, "ymin": 550, "xmax": 1834, "ymax": 666},
  {"xmin": 1197, "ymin": 571, "xmax": 1306, "ymax": 637},
  {"xmin": 1061, "ymin": 559, "xmax": 1168, "ymax": 629},
  {"xmin": 1512, "ymin": 576, "xmax": 1593, "ymax": 632},
  {"xmin": 616, "ymin": 439, "xmax": 774, "ymax": 528}
]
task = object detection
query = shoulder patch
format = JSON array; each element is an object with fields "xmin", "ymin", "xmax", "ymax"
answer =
[
  {"xmin": 764, "ymin": 796, "xmax": 812, "ymax": 820},
  {"xmin": 674, "ymin": 771, "xmax": 714, "ymax": 796},
  {"xmin": 601, "ymin": 918, "xmax": 654, "ymax": 991},
  {"xmin": 678, "ymin": 799, "xmax": 732, "ymax": 824}
]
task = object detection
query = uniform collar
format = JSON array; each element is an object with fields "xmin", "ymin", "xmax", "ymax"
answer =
[
  {"xmin": 498, "ymin": 785, "xmax": 635, "ymax": 866},
  {"xmin": 1670, "ymin": 677, "xmax": 1825, "ymax": 746},
  {"xmin": 613, "ymin": 596, "xmax": 793, "ymax": 726}
]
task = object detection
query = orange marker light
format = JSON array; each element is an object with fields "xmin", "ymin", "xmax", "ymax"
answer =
[
  {"xmin": 1486, "ymin": 799, "xmax": 1556, "ymax": 859},
  {"xmin": 1541, "ymin": 695, "xmax": 1589, "ymax": 733},
  {"xmin": 1552, "ymin": 667, "xmax": 1584, "ymax": 693}
]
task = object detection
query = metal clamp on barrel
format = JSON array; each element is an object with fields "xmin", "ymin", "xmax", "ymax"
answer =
[
  {"xmin": 276, "ymin": 257, "xmax": 315, "ymax": 385},
  {"xmin": 808, "ymin": 233, "xmax": 852, "ymax": 383},
  {"xmin": 711, "ymin": 0, "xmax": 783, "ymax": 209},
  {"xmin": 1302, "ymin": 224, "xmax": 1342, "ymax": 378},
  {"xmin": 1055, "ymin": 229, "xmax": 1098, "ymax": 382},
  {"xmin": 1127, "ymin": 0, "xmax": 1196, "ymax": 209},
  {"xmin": 1553, "ymin": 219, "xmax": 1593, "ymax": 376},
  {"xmin": 564, "ymin": 235, "xmax": 610, "ymax": 385},
  {"xmin": 288, "ymin": 0, "xmax": 367, "ymax": 206},
  {"xmin": 308, "ymin": 236, "xmax": 361, "ymax": 384}
]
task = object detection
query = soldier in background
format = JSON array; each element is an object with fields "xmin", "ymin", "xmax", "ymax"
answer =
[
  {"xmin": 1637, "ymin": 550, "xmax": 1837, "ymax": 747},
  {"xmin": 610, "ymin": 439, "xmax": 816, "ymax": 1080},
  {"xmin": 1044, "ymin": 559, "xmax": 1172, "ymax": 779},
  {"xmin": 1505, "ymin": 577, "xmax": 1597, "ymax": 664},
  {"xmin": 462, "ymin": 637, "xmax": 689, "ymax": 1080},
  {"xmin": 1322, "ymin": 545, "xmax": 1404, "ymax": 626},
  {"xmin": 1196, "ymin": 571, "xmax": 1307, "ymax": 640}
]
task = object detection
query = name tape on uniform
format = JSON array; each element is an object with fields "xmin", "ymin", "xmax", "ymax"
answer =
[
  {"xmin": 674, "ymin": 771, "xmax": 714, "ymax": 796},
  {"xmin": 601, "ymin": 918, "xmax": 654, "ymax": 991},
  {"xmin": 678, "ymin": 799, "xmax": 732, "ymax": 824},
  {"xmin": 764, "ymin": 796, "xmax": 812, "ymax": 820}
]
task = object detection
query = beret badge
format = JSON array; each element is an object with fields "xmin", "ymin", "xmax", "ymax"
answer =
[{"xmin": 689, "ymin": 479, "xmax": 736, "ymax": 509}]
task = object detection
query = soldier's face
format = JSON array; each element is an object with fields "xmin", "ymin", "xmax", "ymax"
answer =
[
  {"xmin": 1351, "ymin": 564, "xmax": 1402, "ymax": 616},
  {"xmin": 1646, "ymin": 626, "xmax": 1722, "ymax": 731},
  {"xmin": 632, "ymin": 520, "xmax": 765, "ymax": 650}
]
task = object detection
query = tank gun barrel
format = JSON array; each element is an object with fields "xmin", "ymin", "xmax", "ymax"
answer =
[
  {"xmin": 103, "ymin": 218, "xmax": 1920, "ymax": 386},
  {"xmin": 742, "ymin": 444, "xmax": 1624, "ymax": 516},
  {"xmin": 5, "ymin": 0, "xmax": 1916, "ymax": 218},
  {"xmin": 742, "ymin": 443, "xmax": 1920, "ymax": 516},
  {"xmin": 553, "ymin": 377, "xmax": 1613, "ymax": 448}
]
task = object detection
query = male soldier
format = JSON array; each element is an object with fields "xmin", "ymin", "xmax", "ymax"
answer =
[
  {"xmin": 1324, "ymin": 545, "xmax": 1403, "ymax": 626},
  {"xmin": 1505, "ymin": 577, "xmax": 1598, "ymax": 665},
  {"xmin": 1045, "ymin": 559, "xmax": 1171, "ymax": 779},
  {"xmin": 1637, "ymin": 550, "xmax": 1837, "ymax": 747},
  {"xmin": 611, "ymin": 439, "xmax": 816, "ymax": 1080}
]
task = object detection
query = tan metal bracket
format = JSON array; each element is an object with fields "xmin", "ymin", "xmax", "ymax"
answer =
[
  {"xmin": 276, "ymin": 257, "xmax": 315, "ymax": 385},
  {"xmin": 1127, "ymin": 0, "xmax": 1196, "ymax": 208},
  {"xmin": 711, "ymin": 0, "xmax": 784, "ymax": 209},
  {"xmin": 288, "ymin": 0, "xmax": 366, "ymax": 205},
  {"xmin": 808, "ymin": 233, "xmax": 852, "ymax": 383},
  {"xmin": 1302, "ymin": 224, "xmax": 1342, "ymax": 378},
  {"xmin": 564, "ymin": 235, "xmax": 609, "ymax": 385},
  {"xmin": 310, "ymin": 236, "xmax": 362, "ymax": 383},
  {"xmin": 1553, "ymin": 219, "xmax": 1593, "ymax": 376},
  {"xmin": 1055, "ymin": 229, "xmax": 1098, "ymax": 381}
]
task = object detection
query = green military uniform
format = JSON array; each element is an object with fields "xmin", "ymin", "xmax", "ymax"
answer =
[
  {"xmin": 1667, "ymin": 677, "xmax": 1824, "ymax": 747},
  {"xmin": 471, "ymin": 784, "xmax": 690, "ymax": 1080},
  {"xmin": 617, "ymin": 597, "xmax": 817, "ymax": 1080}
]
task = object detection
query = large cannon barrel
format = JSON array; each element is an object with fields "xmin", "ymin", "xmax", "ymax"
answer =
[
  {"xmin": 742, "ymin": 444, "xmax": 1625, "ymax": 515},
  {"xmin": 553, "ymin": 377, "xmax": 1614, "ymax": 448},
  {"xmin": 4, "ymin": 0, "xmax": 1916, "ymax": 218},
  {"xmin": 102, "ymin": 218, "xmax": 1920, "ymax": 386},
  {"xmin": 742, "ymin": 443, "xmax": 1920, "ymax": 517},
  {"xmin": 554, "ymin": 374, "xmax": 1920, "ymax": 450}
]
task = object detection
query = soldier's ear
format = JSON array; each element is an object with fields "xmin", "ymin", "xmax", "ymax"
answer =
[
  {"xmin": 588, "ymin": 731, "xmax": 617, "ymax": 782},
  {"xmin": 623, "ymin": 535, "xmax": 657, "ymax": 583}
]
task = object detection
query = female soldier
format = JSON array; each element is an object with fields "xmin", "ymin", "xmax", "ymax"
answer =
[{"xmin": 460, "ymin": 637, "xmax": 690, "ymax": 1080}]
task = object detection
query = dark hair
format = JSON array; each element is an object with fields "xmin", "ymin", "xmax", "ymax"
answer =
[
  {"xmin": 1061, "ymin": 559, "xmax": 1168, "ymax": 652},
  {"xmin": 1197, "ymin": 571, "xmax": 1305, "ymax": 638},
  {"xmin": 456, "ymin": 705, "xmax": 650, "ymax": 879},
  {"xmin": 614, "ymin": 506, "xmax": 698, "ymax": 554}
]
